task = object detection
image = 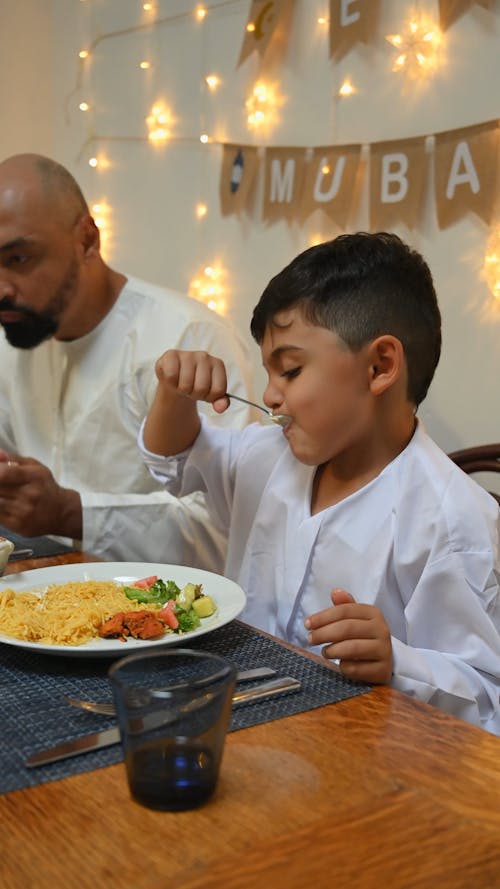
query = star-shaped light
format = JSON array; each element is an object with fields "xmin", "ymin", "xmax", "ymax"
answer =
[{"xmin": 386, "ymin": 15, "xmax": 442, "ymax": 78}]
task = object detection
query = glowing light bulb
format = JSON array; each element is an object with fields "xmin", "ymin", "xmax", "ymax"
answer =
[
  {"xmin": 79, "ymin": 50, "xmax": 89, "ymax": 59},
  {"xmin": 139, "ymin": 60, "xmax": 151, "ymax": 69},
  {"xmin": 146, "ymin": 101, "xmax": 173, "ymax": 143},
  {"xmin": 205, "ymin": 74, "xmax": 220, "ymax": 91},
  {"xmin": 386, "ymin": 14, "xmax": 442, "ymax": 78},
  {"xmin": 88, "ymin": 157, "xmax": 98, "ymax": 168},
  {"xmin": 79, "ymin": 102, "xmax": 90, "ymax": 112},
  {"xmin": 190, "ymin": 264, "xmax": 227, "ymax": 315},
  {"xmin": 321, "ymin": 164, "xmax": 331, "ymax": 175},
  {"xmin": 246, "ymin": 22, "xmax": 256, "ymax": 32},
  {"xmin": 338, "ymin": 79, "xmax": 355, "ymax": 97},
  {"xmin": 483, "ymin": 227, "xmax": 500, "ymax": 302},
  {"xmin": 196, "ymin": 6, "xmax": 207, "ymax": 20},
  {"xmin": 196, "ymin": 203, "xmax": 208, "ymax": 219},
  {"xmin": 200, "ymin": 133, "xmax": 209, "ymax": 144},
  {"xmin": 317, "ymin": 16, "xmax": 328, "ymax": 25},
  {"xmin": 245, "ymin": 80, "xmax": 279, "ymax": 130}
]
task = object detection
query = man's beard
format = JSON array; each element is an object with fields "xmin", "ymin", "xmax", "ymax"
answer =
[{"xmin": 0, "ymin": 257, "xmax": 79, "ymax": 349}]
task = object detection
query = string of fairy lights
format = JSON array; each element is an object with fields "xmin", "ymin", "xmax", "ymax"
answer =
[{"xmin": 74, "ymin": 1, "xmax": 500, "ymax": 312}]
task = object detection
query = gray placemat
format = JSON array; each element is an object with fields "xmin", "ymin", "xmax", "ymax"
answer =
[
  {"xmin": 0, "ymin": 621, "xmax": 371, "ymax": 794},
  {"xmin": 0, "ymin": 524, "xmax": 76, "ymax": 560}
]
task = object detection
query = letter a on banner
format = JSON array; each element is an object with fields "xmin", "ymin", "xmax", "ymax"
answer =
[
  {"xmin": 329, "ymin": 0, "xmax": 381, "ymax": 60},
  {"xmin": 238, "ymin": 0, "xmax": 294, "ymax": 66},
  {"xmin": 434, "ymin": 121, "xmax": 499, "ymax": 229}
]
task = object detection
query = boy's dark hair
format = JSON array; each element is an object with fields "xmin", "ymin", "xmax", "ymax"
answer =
[{"xmin": 250, "ymin": 232, "xmax": 441, "ymax": 407}]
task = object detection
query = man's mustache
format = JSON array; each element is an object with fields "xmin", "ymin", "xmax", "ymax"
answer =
[{"xmin": 0, "ymin": 298, "xmax": 40, "ymax": 320}]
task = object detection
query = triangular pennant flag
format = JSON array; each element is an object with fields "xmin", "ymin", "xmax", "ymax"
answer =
[
  {"xmin": 329, "ymin": 0, "xmax": 381, "ymax": 61},
  {"xmin": 238, "ymin": 0, "xmax": 293, "ymax": 66},
  {"xmin": 434, "ymin": 121, "xmax": 499, "ymax": 229},
  {"xmin": 219, "ymin": 144, "xmax": 260, "ymax": 216},
  {"xmin": 439, "ymin": 0, "xmax": 493, "ymax": 30}
]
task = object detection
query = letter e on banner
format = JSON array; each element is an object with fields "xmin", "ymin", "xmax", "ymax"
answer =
[{"xmin": 329, "ymin": 0, "xmax": 381, "ymax": 60}]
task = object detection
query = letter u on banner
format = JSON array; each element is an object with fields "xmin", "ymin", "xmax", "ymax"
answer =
[
  {"xmin": 369, "ymin": 137, "xmax": 428, "ymax": 231},
  {"xmin": 434, "ymin": 121, "xmax": 499, "ymax": 230},
  {"xmin": 300, "ymin": 145, "xmax": 361, "ymax": 226}
]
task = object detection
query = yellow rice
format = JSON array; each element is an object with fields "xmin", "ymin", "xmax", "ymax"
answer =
[{"xmin": 0, "ymin": 580, "xmax": 161, "ymax": 646}]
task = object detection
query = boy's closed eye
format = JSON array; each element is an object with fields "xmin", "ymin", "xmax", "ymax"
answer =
[{"xmin": 281, "ymin": 366, "xmax": 301, "ymax": 379}]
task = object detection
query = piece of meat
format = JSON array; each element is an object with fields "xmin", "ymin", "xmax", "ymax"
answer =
[
  {"xmin": 99, "ymin": 612, "xmax": 127, "ymax": 638},
  {"xmin": 98, "ymin": 610, "xmax": 165, "ymax": 640},
  {"xmin": 123, "ymin": 611, "xmax": 165, "ymax": 639}
]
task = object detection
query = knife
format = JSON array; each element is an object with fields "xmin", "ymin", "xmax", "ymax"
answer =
[{"xmin": 26, "ymin": 675, "xmax": 301, "ymax": 768}]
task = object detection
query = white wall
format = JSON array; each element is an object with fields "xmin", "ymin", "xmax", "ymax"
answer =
[
  {"xmin": 2, "ymin": 1, "xmax": 500, "ymax": 468},
  {"xmin": 0, "ymin": 0, "xmax": 54, "ymax": 157}
]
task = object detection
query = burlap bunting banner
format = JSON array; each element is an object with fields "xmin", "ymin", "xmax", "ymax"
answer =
[
  {"xmin": 434, "ymin": 121, "xmax": 499, "ymax": 229},
  {"xmin": 369, "ymin": 137, "xmax": 427, "ymax": 231},
  {"xmin": 329, "ymin": 0, "xmax": 381, "ymax": 60},
  {"xmin": 237, "ymin": 0, "xmax": 294, "ymax": 66},
  {"xmin": 235, "ymin": 0, "xmax": 496, "ymax": 65},
  {"xmin": 438, "ymin": 0, "xmax": 493, "ymax": 31},
  {"xmin": 219, "ymin": 120, "xmax": 500, "ymax": 232},
  {"xmin": 219, "ymin": 144, "xmax": 260, "ymax": 217}
]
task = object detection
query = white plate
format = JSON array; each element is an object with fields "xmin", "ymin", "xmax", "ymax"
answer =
[{"xmin": 0, "ymin": 562, "xmax": 246, "ymax": 658}]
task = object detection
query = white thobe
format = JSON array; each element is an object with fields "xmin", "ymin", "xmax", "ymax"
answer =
[
  {"xmin": 0, "ymin": 276, "xmax": 255, "ymax": 570},
  {"xmin": 141, "ymin": 419, "xmax": 500, "ymax": 734}
]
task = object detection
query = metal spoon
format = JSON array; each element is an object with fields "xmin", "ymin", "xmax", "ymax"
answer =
[{"xmin": 226, "ymin": 393, "xmax": 292, "ymax": 427}]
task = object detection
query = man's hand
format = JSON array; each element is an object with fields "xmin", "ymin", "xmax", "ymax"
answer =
[
  {"xmin": 0, "ymin": 451, "xmax": 82, "ymax": 539},
  {"xmin": 304, "ymin": 588, "xmax": 393, "ymax": 684}
]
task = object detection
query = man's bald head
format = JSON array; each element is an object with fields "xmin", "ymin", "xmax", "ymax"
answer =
[{"xmin": 0, "ymin": 154, "xmax": 89, "ymax": 230}]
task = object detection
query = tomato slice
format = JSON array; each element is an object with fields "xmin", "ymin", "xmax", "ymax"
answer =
[
  {"xmin": 131, "ymin": 575, "xmax": 158, "ymax": 590},
  {"xmin": 159, "ymin": 599, "xmax": 179, "ymax": 630}
]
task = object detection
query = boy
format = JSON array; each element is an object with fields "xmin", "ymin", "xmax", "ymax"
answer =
[{"xmin": 140, "ymin": 233, "xmax": 500, "ymax": 734}]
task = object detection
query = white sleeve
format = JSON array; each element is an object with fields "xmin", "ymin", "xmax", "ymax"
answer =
[
  {"xmin": 80, "ymin": 488, "xmax": 227, "ymax": 574},
  {"xmin": 390, "ymin": 551, "xmax": 500, "ymax": 734}
]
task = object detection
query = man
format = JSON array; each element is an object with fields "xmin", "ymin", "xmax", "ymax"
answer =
[{"xmin": 0, "ymin": 153, "xmax": 255, "ymax": 569}]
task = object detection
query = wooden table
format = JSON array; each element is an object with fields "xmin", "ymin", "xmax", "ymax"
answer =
[{"xmin": 1, "ymin": 553, "xmax": 499, "ymax": 889}]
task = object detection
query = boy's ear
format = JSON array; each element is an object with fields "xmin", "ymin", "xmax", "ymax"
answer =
[{"xmin": 367, "ymin": 335, "xmax": 405, "ymax": 396}]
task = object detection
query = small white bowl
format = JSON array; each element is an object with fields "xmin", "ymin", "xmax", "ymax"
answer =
[{"xmin": 0, "ymin": 537, "xmax": 15, "ymax": 576}]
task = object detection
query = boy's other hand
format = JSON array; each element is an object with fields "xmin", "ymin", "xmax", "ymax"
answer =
[{"xmin": 304, "ymin": 588, "xmax": 393, "ymax": 684}]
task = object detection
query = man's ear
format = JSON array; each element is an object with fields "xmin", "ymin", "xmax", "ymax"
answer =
[
  {"xmin": 367, "ymin": 335, "xmax": 405, "ymax": 396},
  {"xmin": 76, "ymin": 214, "xmax": 100, "ymax": 259}
]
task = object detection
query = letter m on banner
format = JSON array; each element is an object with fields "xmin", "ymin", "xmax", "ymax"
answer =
[{"xmin": 263, "ymin": 148, "xmax": 307, "ymax": 223}]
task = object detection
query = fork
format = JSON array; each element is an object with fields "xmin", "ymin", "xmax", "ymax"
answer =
[
  {"xmin": 226, "ymin": 393, "xmax": 291, "ymax": 428},
  {"xmin": 65, "ymin": 666, "xmax": 278, "ymax": 715}
]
